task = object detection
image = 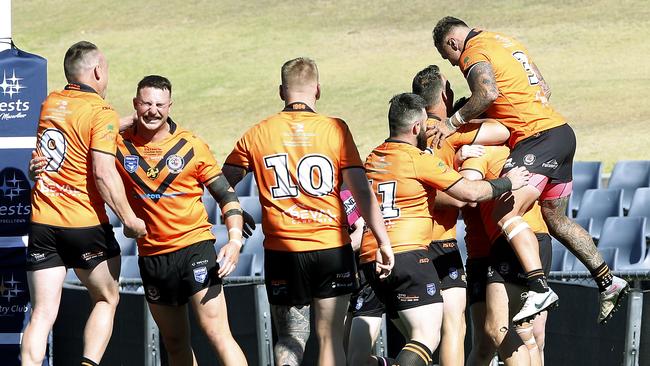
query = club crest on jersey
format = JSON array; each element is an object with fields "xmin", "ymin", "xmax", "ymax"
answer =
[
  {"xmin": 355, "ymin": 296, "xmax": 365, "ymax": 310},
  {"xmin": 124, "ymin": 155, "xmax": 139, "ymax": 173},
  {"xmin": 147, "ymin": 167, "xmax": 159, "ymax": 179},
  {"xmin": 193, "ymin": 266, "xmax": 208, "ymax": 283},
  {"xmin": 426, "ymin": 283, "xmax": 437, "ymax": 296},
  {"xmin": 449, "ymin": 267, "xmax": 459, "ymax": 280},
  {"xmin": 166, "ymin": 154, "xmax": 185, "ymax": 174},
  {"xmin": 146, "ymin": 285, "xmax": 160, "ymax": 301},
  {"xmin": 523, "ymin": 154, "xmax": 536, "ymax": 166}
]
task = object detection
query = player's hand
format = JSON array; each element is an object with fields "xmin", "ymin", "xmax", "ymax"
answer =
[
  {"xmin": 458, "ymin": 144, "xmax": 485, "ymax": 162},
  {"xmin": 505, "ymin": 166, "xmax": 531, "ymax": 190},
  {"xmin": 217, "ymin": 240, "xmax": 242, "ymax": 278},
  {"xmin": 241, "ymin": 210, "xmax": 256, "ymax": 238},
  {"xmin": 375, "ymin": 243, "xmax": 394, "ymax": 279},
  {"xmin": 123, "ymin": 216, "xmax": 147, "ymax": 238},
  {"xmin": 426, "ymin": 118, "xmax": 456, "ymax": 149},
  {"xmin": 28, "ymin": 150, "xmax": 47, "ymax": 181}
]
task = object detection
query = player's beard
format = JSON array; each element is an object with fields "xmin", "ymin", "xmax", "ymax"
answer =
[{"xmin": 416, "ymin": 128, "xmax": 428, "ymax": 150}]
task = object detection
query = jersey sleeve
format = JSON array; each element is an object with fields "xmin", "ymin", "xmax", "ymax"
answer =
[
  {"xmin": 459, "ymin": 47, "xmax": 491, "ymax": 76},
  {"xmin": 413, "ymin": 152, "xmax": 464, "ymax": 191},
  {"xmin": 193, "ymin": 137, "xmax": 222, "ymax": 185},
  {"xmin": 89, "ymin": 108, "xmax": 119, "ymax": 155},
  {"xmin": 338, "ymin": 121, "xmax": 364, "ymax": 169},
  {"xmin": 460, "ymin": 155, "xmax": 489, "ymax": 179},
  {"xmin": 448, "ymin": 123, "xmax": 481, "ymax": 149},
  {"xmin": 225, "ymin": 129, "xmax": 254, "ymax": 171}
]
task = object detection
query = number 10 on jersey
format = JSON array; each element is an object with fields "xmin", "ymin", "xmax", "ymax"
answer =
[{"xmin": 264, "ymin": 153, "xmax": 335, "ymax": 199}]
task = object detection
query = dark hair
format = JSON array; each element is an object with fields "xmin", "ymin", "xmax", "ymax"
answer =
[
  {"xmin": 432, "ymin": 16, "xmax": 468, "ymax": 49},
  {"xmin": 137, "ymin": 75, "xmax": 172, "ymax": 96},
  {"xmin": 63, "ymin": 41, "xmax": 99, "ymax": 82},
  {"xmin": 388, "ymin": 93, "xmax": 426, "ymax": 136},
  {"xmin": 452, "ymin": 96, "xmax": 469, "ymax": 114},
  {"xmin": 412, "ymin": 65, "xmax": 443, "ymax": 109}
]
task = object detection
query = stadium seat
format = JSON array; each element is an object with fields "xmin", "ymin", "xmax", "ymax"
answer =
[
  {"xmin": 571, "ymin": 247, "xmax": 618, "ymax": 272},
  {"xmin": 598, "ymin": 216, "xmax": 646, "ymax": 269},
  {"xmin": 202, "ymin": 190, "xmax": 218, "ymax": 225},
  {"xmin": 230, "ymin": 253, "xmax": 255, "ymax": 277},
  {"xmin": 65, "ymin": 268, "xmax": 80, "ymax": 283},
  {"xmin": 105, "ymin": 205, "xmax": 122, "ymax": 227},
  {"xmin": 627, "ymin": 187, "xmax": 650, "ymax": 239},
  {"xmin": 573, "ymin": 217, "xmax": 594, "ymax": 236},
  {"xmin": 455, "ymin": 220, "xmax": 468, "ymax": 263},
  {"xmin": 242, "ymin": 227, "xmax": 265, "ymax": 275},
  {"xmin": 551, "ymin": 247, "xmax": 568, "ymax": 272},
  {"xmin": 575, "ymin": 188, "xmax": 623, "ymax": 240},
  {"xmin": 120, "ymin": 256, "xmax": 141, "ymax": 280},
  {"xmin": 240, "ymin": 196, "xmax": 263, "ymax": 223},
  {"xmin": 211, "ymin": 225, "xmax": 230, "ymax": 253},
  {"xmin": 607, "ymin": 160, "xmax": 650, "ymax": 212},
  {"xmin": 250, "ymin": 176, "xmax": 259, "ymax": 196},
  {"xmin": 569, "ymin": 161, "xmax": 602, "ymax": 217},
  {"xmin": 114, "ymin": 229, "xmax": 137, "ymax": 256},
  {"xmin": 234, "ymin": 173, "xmax": 254, "ymax": 197}
]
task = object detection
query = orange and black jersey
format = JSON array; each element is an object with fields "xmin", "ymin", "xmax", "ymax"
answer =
[
  {"xmin": 360, "ymin": 140, "xmax": 464, "ymax": 264},
  {"xmin": 31, "ymin": 83, "xmax": 119, "ymax": 228},
  {"xmin": 427, "ymin": 116, "xmax": 482, "ymax": 241},
  {"xmin": 459, "ymin": 30, "xmax": 566, "ymax": 147},
  {"xmin": 116, "ymin": 119, "xmax": 220, "ymax": 256},
  {"xmin": 225, "ymin": 103, "xmax": 364, "ymax": 252}
]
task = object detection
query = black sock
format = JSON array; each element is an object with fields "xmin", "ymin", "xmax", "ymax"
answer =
[
  {"xmin": 590, "ymin": 262, "xmax": 613, "ymax": 291},
  {"xmin": 376, "ymin": 356, "xmax": 400, "ymax": 366},
  {"xmin": 396, "ymin": 339, "xmax": 432, "ymax": 366},
  {"xmin": 80, "ymin": 357, "xmax": 99, "ymax": 366},
  {"xmin": 526, "ymin": 269, "xmax": 549, "ymax": 293}
]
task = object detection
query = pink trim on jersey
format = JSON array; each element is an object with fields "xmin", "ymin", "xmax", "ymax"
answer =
[
  {"xmin": 340, "ymin": 189, "xmax": 362, "ymax": 227},
  {"xmin": 527, "ymin": 173, "xmax": 573, "ymax": 200}
]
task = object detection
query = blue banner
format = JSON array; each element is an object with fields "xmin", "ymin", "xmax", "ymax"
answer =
[{"xmin": 0, "ymin": 45, "xmax": 47, "ymax": 366}]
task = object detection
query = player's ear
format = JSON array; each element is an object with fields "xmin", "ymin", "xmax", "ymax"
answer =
[
  {"xmin": 279, "ymin": 85, "xmax": 285, "ymax": 101},
  {"xmin": 93, "ymin": 64, "xmax": 101, "ymax": 82},
  {"xmin": 315, "ymin": 84, "xmax": 321, "ymax": 100},
  {"xmin": 132, "ymin": 97, "xmax": 138, "ymax": 110}
]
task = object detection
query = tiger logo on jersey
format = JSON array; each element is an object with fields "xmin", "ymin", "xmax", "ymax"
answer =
[{"xmin": 146, "ymin": 167, "xmax": 159, "ymax": 179}]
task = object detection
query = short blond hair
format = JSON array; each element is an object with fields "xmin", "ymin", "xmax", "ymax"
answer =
[{"xmin": 281, "ymin": 57, "xmax": 319, "ymax": 89}]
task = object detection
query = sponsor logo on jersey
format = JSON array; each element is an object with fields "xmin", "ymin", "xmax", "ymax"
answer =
[
  {"xmin": 166, "ymin": 154, "xmax": 185, "ymax": 174},
  {"xmin": 523, "ymin": 154, "xmax": 536, "ymax": 166},
  {"xmin": 124, "ymin": 155, "xmax": 139, "ymax": 173},
  {"xmin": 542, "ymin": 159, "xmax": 559, "ymax": 169},
  {"xmin": 503, "ymin": 158, "xmax": 515, "ymax": 169}
]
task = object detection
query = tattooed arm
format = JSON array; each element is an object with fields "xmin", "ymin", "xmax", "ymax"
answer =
[
  {"xmin": 531, "ymin": 63, "xmax": 551, "ymax": 100},
  {"xmin": 427, "ymin": 61, "xmax": 499, "ymax": 147}
]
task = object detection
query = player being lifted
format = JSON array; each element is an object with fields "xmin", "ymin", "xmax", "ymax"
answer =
[
  {"xmin": 429, "ymin": 16, "xmax": 628, "ymax": 323},
  {"xmin": 353, "ymin": 93, "xmax": 529, "ymax": 366},
  {"xmin": 222, "ymin": 57, "xmax": 394, "ymax": 366}
]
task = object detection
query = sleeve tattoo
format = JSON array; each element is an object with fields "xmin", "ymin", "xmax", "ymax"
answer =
[{"xmin": 460, "ymin": 61, "xmax": 499, "ymax": 122}]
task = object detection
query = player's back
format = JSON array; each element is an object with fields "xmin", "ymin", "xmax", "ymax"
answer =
[
  {"xmin": 31, "ymin": 84, "xmax": 118, "ymax": 227},
  {"xmin": 460, "ymin": 31, "xmax": 565, "ymax": 146},
  {"xmin": 226, "ymin": 103, "xmax": 363, "ymax": 252}
]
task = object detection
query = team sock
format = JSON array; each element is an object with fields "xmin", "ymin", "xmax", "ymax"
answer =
[
  {"xmin": 396, "ymin": 339, "xmax": 432, "ymax": 366},
  {"xmin": 591, "ymin": 262, "xmax": 613, "ymax": 292},
  {"xmin": 80, "ymin": 357, "xmax": 99, "ymax": 366},
  {"xmin": 525, "ymin": 269, "xmax": 549, "ymax": 293},
  {"xmin": 376, "ymin": 356, "xmax": 400, "ymax": 366}
]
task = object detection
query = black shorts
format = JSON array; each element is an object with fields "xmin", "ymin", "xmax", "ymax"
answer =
[
  {"xmin": 349, "ymin": 268, "xmax": 388, "ymax": 318},
  {"xmin": 429, "ymin": 239, "xmax": 467, "ymax": 289},
  {"xmin": 27, "ymin": 223, "xmax": 120, "ymax": 271},
  {"xmin": 362, "ymin": 249, "xmax": 443, "ymax": 314},
  {"xmin": 501, "ymin": 124, "xmax": 576, "ymax": 184},
  {"xmin": 486, "ymin": 234, "xmax": 552, "ymax": 285},
  {"xmin": 466, "ymin": 257, "xmax": 489, "ymax": 306},
  {"xmin": 139, "ymin": 240, "xmax": 222, "ymax": 306},
  {"xmin": 264, "ymin": 244, "xmax": 358, "ymax": 306}
]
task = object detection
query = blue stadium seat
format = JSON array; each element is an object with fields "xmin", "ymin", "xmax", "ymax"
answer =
[
  {"xmin": 242, "ymin": 227, "xmax": 265, "ymax": 275},
  {"xmin": 114, "ymin": 229, "xmax": 137, "ymax": 256},
  {"xmin": 211, "ymin": 225, "xmax": 230, "ymax": 253},
  {"xmin": 455, "ymin": 220, "xmax": 468, "ymax": 263},
  {"xmin": 598, "ymin": 217, "xmax": 646, "ymax": 269},
  {"xmin": 250, "ymin": 176, "xmax": 259, "ymax": 197},
  {"xmin": 202, "ymin": 190, "xmax": 218, "ymax": 225},
  {"xmin": 120, "ymin": 256, "xmax": 141, "ymax": 280},
  {"xmin": 65, "ymin": 268, "xmax": 80, "ymax": 283},
  {"xmin": 627, "ymin": 187, "xmax": 650, "ymax": 239},
  {"xmin": 105, "ymin": 205, "xmax": 122, "ymax": 227},
  {"xmin": 230, "ymin": 253, "xmax": 255, "ymax": 277},
  {"xmin": 573, "ymin": 217, "xmax": 594, "ymax": 236},
  {"xmin": 240, "ymin": 196, "xmax": 263, "ymax": 224},
  {"xmin": 234, "ymin": 173, "xmax": 254, "ymax": 197},
  {"xmin": 608, "ymin": 160, "xmax": 650, "ymax": 212},
  {"xmin": 551, "ymin": 247, "xmax": 568, "ymax": 272},
  {"xmin": 575, "ymin": 188, "xmax": 623, "ymax": 240},
  {"xmin": 570, "ymin": 161, "xmax": 602, "ymax": 217},
  {"xmin": 571, "ymin": 248, "xmax": 618, "ymax": 272}
]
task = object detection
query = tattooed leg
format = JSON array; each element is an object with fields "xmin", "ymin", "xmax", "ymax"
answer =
[
  {"xmin": 540, "ymin": 196, "xmax": 604, "ymax": 270},
  {"xmin": 271, "ymin": 304, "xmax": 310, "ymax": 366}
]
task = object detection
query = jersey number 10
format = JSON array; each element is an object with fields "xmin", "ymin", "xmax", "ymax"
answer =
[{"xmin": 264, "ymin": 153, "xmax": 334, "ymax": 199}]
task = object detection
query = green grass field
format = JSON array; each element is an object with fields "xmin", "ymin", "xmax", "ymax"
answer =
[{"xmin": 12, "ymin": 0, "xmax": 650, "ymax": 171}]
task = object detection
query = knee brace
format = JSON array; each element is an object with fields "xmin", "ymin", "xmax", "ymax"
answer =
[{"xmin": 501, "ymin": 216, "xmax": 530, "ymax": 241}]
